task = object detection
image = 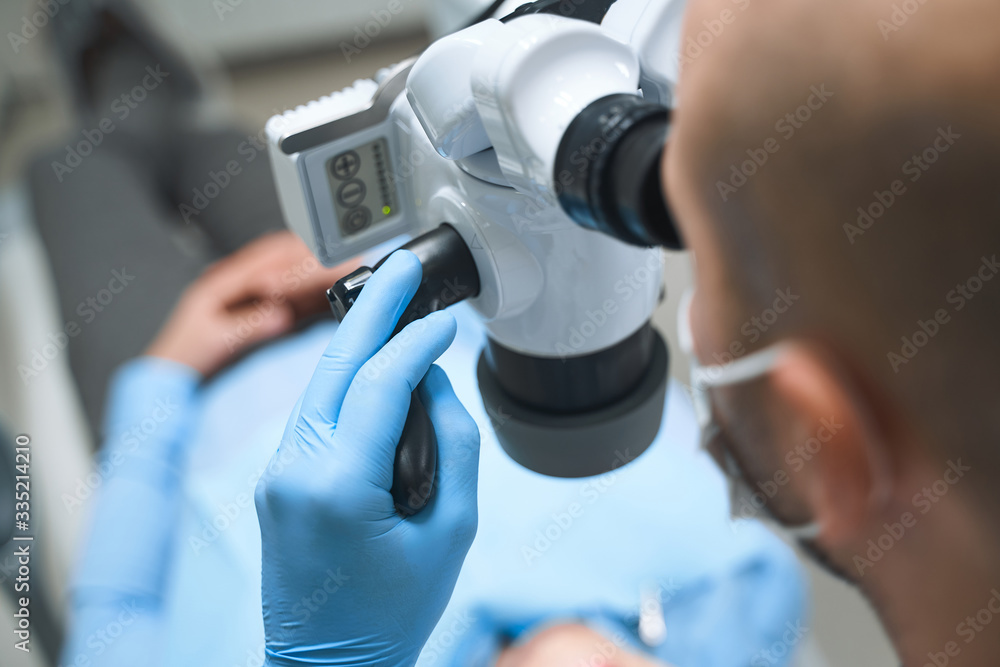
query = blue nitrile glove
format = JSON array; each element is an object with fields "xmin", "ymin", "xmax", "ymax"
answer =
[{"xmin": 255, "ymin": 250, "xmax": 482, "ymax": 667}]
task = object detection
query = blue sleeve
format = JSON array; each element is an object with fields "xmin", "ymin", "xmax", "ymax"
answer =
[{"xmin": 61, "ymin": 358, "xmax": 200, "ymax": 667}]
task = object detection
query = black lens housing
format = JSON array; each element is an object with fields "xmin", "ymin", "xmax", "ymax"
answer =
[{"xmin": 555, "ymin": 94, "xmax": 683, "ymax": 250}]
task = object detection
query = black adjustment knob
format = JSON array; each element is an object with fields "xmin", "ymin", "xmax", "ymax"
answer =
[{"xmin": 327, "ymin": 266, "xmax": 374, "ymax": 322}]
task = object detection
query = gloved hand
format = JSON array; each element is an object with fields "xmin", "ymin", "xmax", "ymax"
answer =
[{"xmin": 255, "ymin": 249, "xmax": 482, "ymax": 667}]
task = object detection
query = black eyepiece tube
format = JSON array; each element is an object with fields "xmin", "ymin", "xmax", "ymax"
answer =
[{"xmin": 555, "ymin": 94, "xmax": 684, "ymax": 250}]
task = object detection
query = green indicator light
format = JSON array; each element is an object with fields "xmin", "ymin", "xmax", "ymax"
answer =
[{"xmin": 382, "ymin": 206, "xmax": 391, "ymax": 215}]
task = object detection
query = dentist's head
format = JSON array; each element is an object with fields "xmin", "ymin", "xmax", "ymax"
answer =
[{"xmin": 665, "ymin": 0, "xmax": 1000, "ymax": 662}]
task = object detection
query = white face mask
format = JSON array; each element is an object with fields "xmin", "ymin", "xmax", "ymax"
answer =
[{"xmin": 678, "ymin": 289, "xmax": 821, "ymax": 542}]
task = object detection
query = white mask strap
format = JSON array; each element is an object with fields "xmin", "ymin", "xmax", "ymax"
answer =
[
  {"xmin": 692, "ymin": 344, "xmax": 790, "ymax": 389},
  {"xmin": 678, "ymin": 289, "xmax": 791, "ymax": 390},
  {"xmin": 679, "ymin": 288, "xmax": 822, "ymax": 543}
]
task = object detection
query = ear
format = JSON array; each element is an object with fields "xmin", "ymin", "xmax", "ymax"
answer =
[{"xmin": 767, "ymin": 342, "xmax": 894, "ymax": 547}]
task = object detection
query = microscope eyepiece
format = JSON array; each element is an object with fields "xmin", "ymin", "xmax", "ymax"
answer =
[{"xmin": 555, "ymin": 94, "xmax": 683, "ymax": 250}]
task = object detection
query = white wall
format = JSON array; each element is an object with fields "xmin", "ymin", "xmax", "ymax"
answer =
[{"xmin": 140, "ymin": 0, "xmax": 431, "ymax": 61}]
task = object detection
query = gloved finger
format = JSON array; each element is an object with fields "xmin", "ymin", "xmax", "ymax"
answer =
[
  {"xmin": 333, "ymin": 310, "xmax": 458, "ymax": 489},
  {"xmin": 418, "ymin": 364, "xmax": 481, "ymax": 523},
  {"xmin": 275, "ymin": 393, "xmax": 311, "ymax": 457},
  {"xmin": 296, "ymin": 250, "xmax": 423, "ymax": 429},
  {"xmin": 256, "ymin": 393, "xmax": 311, "ymax": 525}
]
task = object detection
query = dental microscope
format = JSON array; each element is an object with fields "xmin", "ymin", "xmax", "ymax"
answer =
[{"xmin": 266, "ymin": 0, "xmax": 687, "ymax": 514}]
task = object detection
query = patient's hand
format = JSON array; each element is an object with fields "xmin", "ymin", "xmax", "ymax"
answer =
[
  {"xmin": 147, "ymin": 231, "xmax": 350, "ymax": 376},
  {"xmin": 496, "ymin": 624, "xmax": 673, "ymax": 667}
]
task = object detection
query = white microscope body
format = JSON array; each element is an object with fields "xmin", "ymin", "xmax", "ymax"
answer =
[{"xmin": 267, "ymin": 0, "xmax": 686, "ymax": 481}]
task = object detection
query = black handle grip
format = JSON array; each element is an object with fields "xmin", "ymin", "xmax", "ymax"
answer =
[
  {"xmin": 326, "ymin": 224, "xmax": 480, "ymax": 516},
  {"xmin": 391, "ymin": 389, "xmax": 437, "ymax": 515}
]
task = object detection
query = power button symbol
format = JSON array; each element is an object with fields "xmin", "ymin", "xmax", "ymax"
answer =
[{"xmin": 343, "ymin": 207, "xmax": 371, "ymax": 233}]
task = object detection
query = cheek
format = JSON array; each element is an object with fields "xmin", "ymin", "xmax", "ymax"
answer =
[
  {"xmin": 663, "ymin": 136, "xmax": 699, "ymax": 251},
  {"xmin": 703, "ymin": 423, "xmax": 734, "ymax": 473},
  {"xmin": 691, "ymin": 287, "xmax": 743, "ymax": 366},
  {"xmin": 678, "ymin": 0, "xmax": 733, "ymax": 50},
  {"xmin": 712, "ymin": 383, "xmax": 779, "ymax": 475}
]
